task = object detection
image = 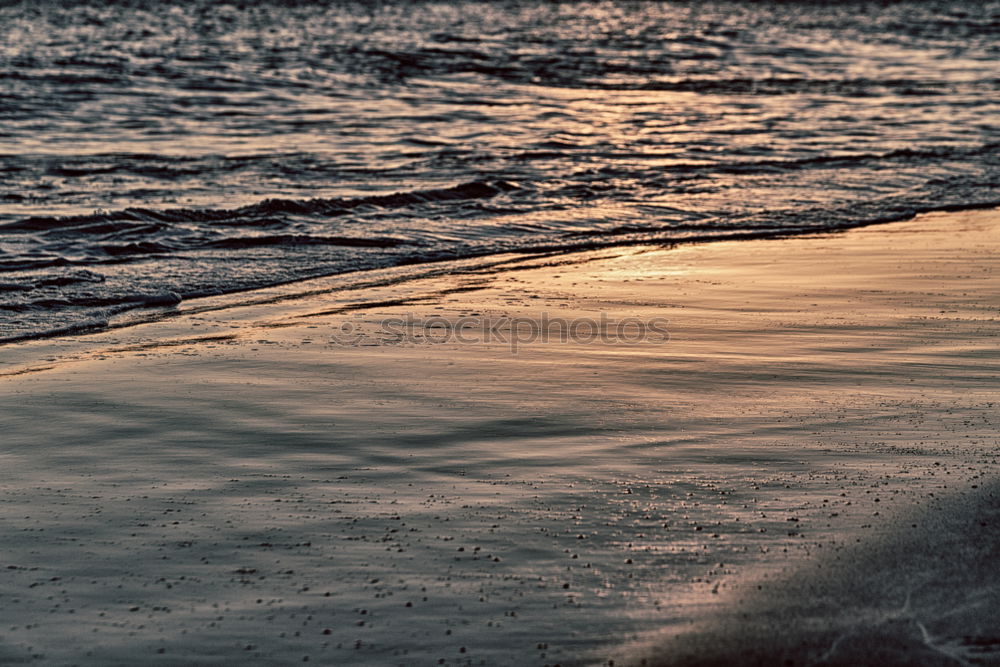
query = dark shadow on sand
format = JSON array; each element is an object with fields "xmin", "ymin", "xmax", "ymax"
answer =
[{"xmin": 637, "ymin": 482, "xmax": 1000, "ymax": 666}]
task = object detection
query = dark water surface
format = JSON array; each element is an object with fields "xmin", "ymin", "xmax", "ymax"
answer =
[{"xmin": 1, "ymin": 0, "xmax": 998, "ymax": 342}]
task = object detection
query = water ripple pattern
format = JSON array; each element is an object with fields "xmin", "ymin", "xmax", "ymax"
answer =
[{"xmin": 1, "ymin": 0, "xmax": 998, "ymax": 341}]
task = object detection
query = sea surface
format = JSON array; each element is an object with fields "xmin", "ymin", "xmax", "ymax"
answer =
[{"xmin": 1, "ymin": 0, "xmax": 997, "ymax": 342}]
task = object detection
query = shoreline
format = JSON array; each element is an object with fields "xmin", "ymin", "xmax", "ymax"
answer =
[
  {"xmin": 5, "ymin": 197, "xmax": 999, "ymax": 350},
  {"xmin": 1, "ymin": 208, "xmax": 998, "ymax": 665}
]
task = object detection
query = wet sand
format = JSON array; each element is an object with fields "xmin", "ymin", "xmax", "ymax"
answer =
[
  {"xmin": 1, "ymin": 208, "xmax": 998, "ymax": 665},
  {"xmin": 634, "ymin": 481, "xmax": 1000, "ymax": 666}
]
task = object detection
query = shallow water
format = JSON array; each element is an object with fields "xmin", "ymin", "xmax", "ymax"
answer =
[{"xmin": 1, "ymin": 0, "xmax": 998, "ymax": 341}]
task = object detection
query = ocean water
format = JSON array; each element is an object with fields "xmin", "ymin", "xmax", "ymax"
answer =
[{"xmin": 1, "ymin": 0, "xmax": 997, "ymax": 343}]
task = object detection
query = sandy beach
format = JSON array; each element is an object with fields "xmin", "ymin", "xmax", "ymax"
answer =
[{"xmin": 2, "ymin": 207, "xmax": 998, "ymax": 666}]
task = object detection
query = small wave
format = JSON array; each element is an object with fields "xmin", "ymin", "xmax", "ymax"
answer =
[
  {"xmin": 34, "ymin": 271, "xmax": 106, "ymax": 288},
  {"xmin": 0, "ymin": 180, "xmax": 520, "ymax": 233},
  {"xmin": 593, "ymin": 143, "xmax": 1000, "ymax": 177},
  {"xmin": 98, "ymin": 241, "xmax": 175, "ymax": 257},
  {"xmin": 0, "ymin": 271, "xmax": 104, "ymax": 295},
  {"xmin": 242, "ymin": 180, "xmax": 519, "ymax": 217},
  {"xmin": 1, "ymin": 290, "xmax": 181, "ymax": 312},
  {"xmin": 203, "ymin": 234, "xmax": 414, "ymax": 250}
]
